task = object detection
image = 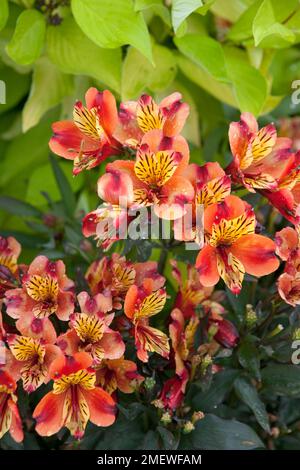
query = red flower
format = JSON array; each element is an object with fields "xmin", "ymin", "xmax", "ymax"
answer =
[
  {"xmin": 95, "ymin": 358, "xmax": 144, "ymax": 394},
  {"xmin": 0, "ymin": 236, "xmax": 21, "ymax": 299},
  {"xmin": 0, "ymin": 369, "xmax": 23, "ymax": 442},
  {"xmin": 33, "ymin": 352, "xmax": 116, "ymax": 439},
  {"xmin": 49, "ymin": 88, "xmax": 121, "ymax": 175},
  {"xmin": 275, "ymin": 227, "xmax": 300, "ymax": 306},
  {"xmin": 196, "ymin": 195, "xmax": 279, "ymax": 293}
]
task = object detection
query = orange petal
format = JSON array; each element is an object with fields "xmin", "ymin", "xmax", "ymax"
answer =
[
  {"xmin": 275, "ymin": 227, "xmax": 299, "ymax": 261},
  {"xmin": 124, "ymin": 285, "xmax": 138, "ymax": 320},
  {"xmin": 196, "ymin": 245, "xmax": 219, "ymax": 287},
  {"xmin": 97, "ymin": 168, "xmax": 134, "ymax": 206},
  {"xmin": 49, "ymin": 351, "xmax": 93, "ymax": 379},
  {"xmin": 33, "ymin": 391, "xmax": 66, "ymax": 437},
  {"xmin": 230, "ymin": 234, "xmax": 279, "ymax": 277},
  {"xmin": 204, "ymin": 195, "xmax": 247, "ymax": 234},
  {"xmin": 8, "ymin": 398, "xmax": 23, "ymax": 443},
  {"xmin": 82, "ymin": 387, "xmax": 116, "ymax": 427}
]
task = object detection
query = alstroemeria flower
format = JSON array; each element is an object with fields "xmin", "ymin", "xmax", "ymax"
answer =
[
  {"xmin": 49, "ymin": 88, "xmax": 121, "ymax": 175},
  {"xmin": 156, "ymin": 376, "xmax": 185, "ymax": 411},
  {"xmin": 173, "ymin": 162, "xmax": 231, "ymax": 243},
  {"xmin": 275, "ymin": 227, "xmax": 300, "ymax": 306},
  {"xmin": 57, "ymin": 292, "xmax": 125, "ymax": 365},
  {"xmin": 85, "ymin": 254, "xmax": 165, "ymax": 309},
  {"xmin": 279, "ymin": 116, "xmax": 300, "ymax": 151},
  {"xmin": 196, "ymin": 195, "xmax": 279, "ymax": 294},
  {"xmin": 115, "ymin": 93, "xmax": 189, "ymax": 147},
  {"xmin": 98, "ymin": 130, "xmax": 194, "ymax": 220},
  {"xmin": 0, "ymin": 369, "xmax": 23, "ymax": 442},
  {"xmin": 95, "ymin": 358, "xmax": 144, "ymax": 394},
  {"xmin": 33, "ymin": 352, "xmax": 116, "ymax": 439},
  {"xmin": 169, "ymin": 308, "xmax": 199, "ymax": 388},
  {"xmin": 228, "ymin": 112, "xmax": 294, "ymax": 191},
  {"xmin": 124, "ymin": 279, "xmax": 169, "ymax": 362},
  {"xmin": 5, "ymin": 256, "xmax": 74, "ymax": 324},
  {"xmin": 7, "ymin": 334, "xmax": 62, "ymax": 393},
  {"xmin": 0, "ymin": 236, "xmax": 21, "ymax": 298}
]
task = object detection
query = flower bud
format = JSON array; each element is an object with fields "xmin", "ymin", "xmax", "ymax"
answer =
[
  {"xmin": 183, "ymin": 421, "xmax": 195, "ymax": 434},
  {"xmin": 245, "ymin": 304, "xmax": 257, "ymax": 328},
  {"xmin": 144, "ymin": 377, "xmax": 156, "ymax": 390},
  {"xmin": 161, "ymin": 412, "xmax": 172, "ymax": 425}
]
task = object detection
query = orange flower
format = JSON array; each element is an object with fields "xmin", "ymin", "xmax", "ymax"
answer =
[
  {"xmin": 169, "ymin": 308, "xmax": 198, "ymax": 387},
  {"xmin": 97, "ymin": 130, "xmax": 194, "ymax": 220},
  {"xmin": 0, "ymin": 369, "xmax": 23, "ymax": 442},
  {"xmin": 0, "ymin": 236, "xmax": 21, "ymax": 299},
  {"xmin": 7, "ymin": 333, "xmax": 63, "ymax": 393},
  {"xmin": 173, "ymin": 162, "xmax": 231, "ymax": 242},
  {"xmin": 124, "ymin": 279, "xmax": 169, "ymax": 362},
  {"xmin": 5, "ymin": 256, "xmax": 74, "ymax": 325},
  {"xmin": 275, "ymin": 227, "xmax": 300, "ymax": 306},
  {"xmin": 49, "ymin": 88, "xmax": 121, "ymax": 175},
  {"xmin": 33, "ymin": 352, "xmax": 116, "ymax": 439},
  {"xmin": 196, "ymin": 195, "xmax": 279, "ymax": 294},
  {"xmin": 57, "ymin": 292, "xmax": 125, "ymax": 365},
  {"xmin": 96, "ymin": 358, "xmax": 144, "ymax": 394},
  {"xmin": 115, "ymin": 93, "xmax": 189, "ymax": 147},
  {"xmin": 228, "ymin": 112, "xmax": 293, "ymax": 191},
  {"xmin": 85, "ymin": 254, "xmax": 164, "ymax": 309}
]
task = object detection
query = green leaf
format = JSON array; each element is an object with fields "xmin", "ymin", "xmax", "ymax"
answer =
[
  {"xmin": 192, "ymin": 369, "xmax": 240, "ymax": 411},
  {"xmin": 6, "ymin": 9, "xmax": 46, "ymax": 65},
  {"xmin": 0, "ymin": 196, "xmax": 42, "ymax": 217},
  {"xmin": 46, "ymin": 17, "xmax": 121, "ymax": 93},
  {"xmin": 192, "ymin": 414, "xmax": 264, "ymax": 450},
  {"xmin": 0, "ymin": 65, "xmax": 30, "ymax": 115},
  {"xmin": 26, "ymin": 161, "xmax": 83, "ymax": 208},
  {"xmin": 224, "ymin": 47, "xmax": 267, "ymax": 115},
  {"xmin": 22, "ymin": 57, "xmax": 74, "ymax": 132},
  {"xmin": 121, "ymin": 43, "xmax": 176, "ymax": 99},
  {"xmin": 49, "ymin": 154, "xmax": 76, "ymax": 217},
  {"xmin": 211, "ymin": 0, "xmax": 253, "ymax": 22},
  {"xmin": 234, "ymin": 377, "xmax": 270, "ymax": 432},
  {"xmin": 171, "ymin": 0, "xmax": 204, "ymax": 33},
  {"xmin": 175, "ymin": 34, "xmax": 229, "ymax": 82},
  {"xmin": 71, "ymin": 0, "xmax": 153, "ymax": 63},
  {"xmin": 253, "ymin": 0, "xmax": 296, "ymax": 48},
  {"xmin": 134, "ymin": 0, "xmax": 171, "ymax": 26},
  {"xmin": 117, "ymin": 403, "xmax": 145, "ymax": 421},
  {"xmin": 238, "ymin": 336, "xmax": 261, "ymax": 380},
  {"xmin": 0, "ymin": 0, "xmax": 9, "ymax": 32},
  {"xmin": 227, "ymin": 0, "xmax": 262, "ymax": 42},
  {"xmin": 261, "ymin": 365, "xmax": 300, "ymax": 397},
  {"xmin": 157, "ymin": 426, "xmax": 179, "ymax": 450}
]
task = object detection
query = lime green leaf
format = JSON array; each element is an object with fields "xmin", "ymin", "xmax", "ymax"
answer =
[
  {"xmin": 50, "ymin": 154, "xmax": 76, "ymax": 217},
  {"xmin": 174, "ymin": 34, "xmax": 229, "ymax": 82},
  {"xmin": 6, "ymin": 9, "xmax": 46, "ymax": 65},
  {"xmin": 227, "ymin": 0, "xmax": 262, "ymax": 42},
  {"xmin": 234, "ymin": 377, "xmax": 270, "ymax": 433},
  {"xmin": 177, "ymin": 54, "xmax": 236, "ymax": 108},
  {"xmin": 261, "ymin": 365, "xmax": 300, "ymax": 397},
  {"xmin": 224, "ymin": 47, "xmax": 267, "ymax": 115},
  {"xmin": 192, "ymin": 414, "xmax": 264, "ymax": 450},
  {"xmin": 71, "ymin": 0, "xmax": 152, "ymax": 63},
  {"xmin": 0, "ymin": 0, "xmax": 9, "ymax": 32},
  {"xmin": 171, "ymin": 0, "xmax": 204, "ymax": 33},
  {"xmin": 134, "ymin": 0, "xmax": 171, "ymax": 26},
  {"xmin": 122, "ymin": 44, "xmax": 176, "ymax": 99},
  {"xmin": 46, "ymin": 17, "xmax": 121, "ymax": 93},
  {"xmin": 22, "ymin": 57, "xmax": 74, "ymax": 132},
  {"xmin": 253, "ymin": 0, "xmax": 296, "ymax": 48},
  {"xmin": 211, "ymin": 0, "xmax": 253, "ymax": 22}
]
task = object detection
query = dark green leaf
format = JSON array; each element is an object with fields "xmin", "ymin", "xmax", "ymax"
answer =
[
  {"xmin": 192, "ymin": 414, "xmax": 264, "ymax": 449},
  {"xmin": 234, "ymin": 377, "xmax": 270, "ymax": 432},
  {"xmin": 0, "ymin": 196, "xmax": 42, "ymax": 217},
  {"xmin": 261, "ymin": 365, "xmax": 300, "ymax": 397},
  {"xmin": 50, "ymin": 154, "xmax": 76, "ymax": 217}
]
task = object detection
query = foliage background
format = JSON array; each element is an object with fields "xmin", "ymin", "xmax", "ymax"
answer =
[{"xmin": 1, "ymin": 0, "xmax": 300, "ymax": 450}]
